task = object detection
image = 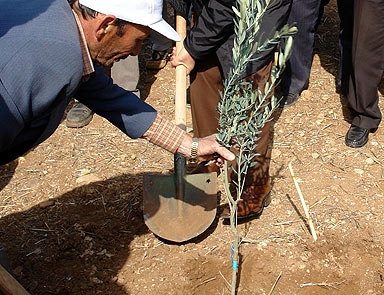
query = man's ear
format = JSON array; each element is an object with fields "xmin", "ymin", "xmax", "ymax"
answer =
[{"xmin": 95, "ymin": 15, "xmax": 117, "ymax": 40}]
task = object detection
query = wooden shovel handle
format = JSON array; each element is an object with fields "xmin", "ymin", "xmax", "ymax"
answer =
[
  {"xmin": 175, "ymin": 15, "xmax": 187, "ymax": 131},
  {"xmin": 0, "ymin": 264, "xmax": 30, "ymax": 295}
]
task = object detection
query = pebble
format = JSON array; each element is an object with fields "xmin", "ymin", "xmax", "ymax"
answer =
[
  {"xmin": 311, "ymin": 153, "xmax": 319, "ymax": 159},
  {"xmin": 131, "ymin": 154, "xmax": 137, "ymax": 160},
  {"xmin": 301, "ymin": 90, "xmax": 312, "ymax": 99},
  {"xmin": 78, "ymin": 168, "xmax": 91, "ymax": 176},
  {"xmin": 354, "ymin": 168, "xmax": 364, "ymax": 175},
  {"xmin": 39, "ymin": 200, "xmax": 55, "ymax": 209},
  {"xmin": 271, "ymin": 149, "xmax": 282, "ymax": 159},
  {"xmin": 76, "ymin": 174, "xmax": 101, "ymax": 184},
  {"xmin": 13, "ymin": 266, "xmax": 23, "ymax": 275},
  {"xmin": 90, "ymin": 277, "xmax": 103, "ymax": 284},
  {"xmin": 365, "ymin": 158, "xmax": 374, "ymax": 165}
]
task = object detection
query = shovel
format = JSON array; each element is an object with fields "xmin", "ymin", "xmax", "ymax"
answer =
[{"xmin": 143, "ymin": 15, "xmax": 217, "ymax": 243}]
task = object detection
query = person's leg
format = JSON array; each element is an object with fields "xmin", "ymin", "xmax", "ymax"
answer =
[
  {"xmin": 280, "ymin": 0, "xmax": 322, "ymax": 106},
  {"xmin": 348, "ymin": 0, "xmax": 384, "ymax": 130},
  {"xmin": 146, "ymin": 2, "xmax": 173, "ymax": 70},
  {"xmin": 189, "ymin": 55, "xmax": 223, "ymax": 138},
  {"xmin": 337, "ymin": 0, "xmax": 354, "ymax": 96},
  {"xmin": 190, "ymin": 55, "xmax": 273, "ymax": 219},
  {"xmin": 242, "ymin": 61, "xmax": 274, "ymax": 187},
  {"xmin": 345, "ymin": 0, "xmax": 384, "ymax": 148}
]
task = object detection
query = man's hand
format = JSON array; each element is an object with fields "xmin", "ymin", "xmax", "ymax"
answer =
[
  {"xmin": 177, "ymin": 134, "xmax": 235, "ymax": 166},
  {"xmin": 170, "ymin": 46, "xmax": 195, "ymax": 75}
]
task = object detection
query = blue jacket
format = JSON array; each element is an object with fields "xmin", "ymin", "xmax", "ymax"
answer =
[{"xmin": 0, "ymin": 0, "xmax": 157, "ymax": 164}]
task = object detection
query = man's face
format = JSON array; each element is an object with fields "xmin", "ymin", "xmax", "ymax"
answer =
[{"xmin": 94, "ymin": 22, "xmax": 150, "ymax": 67}]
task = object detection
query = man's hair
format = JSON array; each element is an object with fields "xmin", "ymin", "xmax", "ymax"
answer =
[{"xmin": 68, "ymin": 0, "xmax": 130, "ymax": 37}]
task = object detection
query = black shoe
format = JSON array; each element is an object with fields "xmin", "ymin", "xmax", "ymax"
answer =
[
  {"xmin": 66, "ymin": 102, "xmax": 94, "ymax": 128},
  {"xmin": 345, "ymin": 125, "xmax": 375, "ymax": 148},
  {"xmin": 279, "ymin": 93, "xmax": 299, "ymax": 108},
  {"xmin": 146, "ymin": 49, "xmax": 171, "ymax": 70}
]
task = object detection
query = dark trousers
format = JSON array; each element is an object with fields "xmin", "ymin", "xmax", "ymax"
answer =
[
  {"xmin": 190, "ymin": 56, "xmax": 273, "ymax": 186},
  {"xmin": 337, "ymin": 0, "xmax": 354, "ymax": 94},
  {"xmin": 348, "ymin": 0, "xmax": 384, "ymax": 130},
  {"xmin": 281, "ymin": 0, "xmax": 353, "ymax": 95},
  {"xmin": 280, "ymin": 0, "xmax": 324, "ymax": 95}
]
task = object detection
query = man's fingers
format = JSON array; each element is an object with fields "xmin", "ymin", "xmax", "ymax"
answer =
[{"xmin": 215, "ymin": 145, "xmax": 235, "ymax": 161}]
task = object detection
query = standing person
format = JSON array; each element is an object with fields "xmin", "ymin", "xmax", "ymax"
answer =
[
  {"xmin": 345, "ymin": 0, "xmax": 384, "ymax": 148},
  {"xmin": 146, "ymin": 0, "xmax": 191, "ymax": 70},
  {"xmin": 280, "ymin": 0, "xmax": 353, "ymax": 106},
  {"xmin": 171, "ymin": 0, "xmax": 290, "ymax": 220},
  {"xmin": 0, "ymin": 0, "xmax": 234, "ymax": 166},
  {"xmin": 336, "ymin": 0, "xmax": 353, "ymax": 97}
]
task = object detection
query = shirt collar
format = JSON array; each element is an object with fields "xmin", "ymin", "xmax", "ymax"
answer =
[{"xmin": 72, "ymin": 10, "xmax": 95, "ymax": 79}]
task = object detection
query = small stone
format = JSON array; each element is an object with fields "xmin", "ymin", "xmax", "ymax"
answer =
[
  {"xmin": 97, "ymin": 249, "xmax": 107, "ymax": 256},
  {"xmin": 78, "ymin": 168, "xmax": 91, "ymax": 176},
  {"xmin": 39, "ymin": 200, "xmax": 55, "ymax": 209},
  {"xmin": 76, "ymin": 174, "xmax": 101, "ymax": 184},
  {"xmin": 271, "ymin": 149, "xmax": 282, "ymax": 159},
  {"xmin": 311, "ymin": 153, "xmax": 319, "ymax": 159},
  {"xmin": 366, "ymin": 158, "xmax": 374, "ymax": 165},
  {"xmin": 301, "ymin": 90, "xmax": 312, "ymax": 99},
  {"xmin": 354, "ymin": 168, "xmax": 364, "ymax": 175},
  {"xmin": 90, "ymin": 277, "xmax": 103, "ymax": 284},
  {"xmin": 13, "ymin": 266, "xmax": 23, "ymax": 275},
  {"xmin": 131, "ymin": 154, "xmax": 137, "ymax": 160}
]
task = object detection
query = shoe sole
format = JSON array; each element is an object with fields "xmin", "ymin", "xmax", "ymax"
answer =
[
  {"xmin": 66, "ymin": 115, "xmax": 93, "ymax": 128},
  {"xmin": 345, "ymin": 136, "xmax": 368, "ymax": 148},
  {"xmin": 220, "ymin": 191, "xmax": 272, "ymax": 220}
]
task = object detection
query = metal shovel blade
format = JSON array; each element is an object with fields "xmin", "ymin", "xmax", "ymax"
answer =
[{"xmin": 143, "ymin": 172, "xmax": 217, "ymax": 242}]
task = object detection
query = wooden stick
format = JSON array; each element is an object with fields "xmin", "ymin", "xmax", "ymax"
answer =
[
  {"xmin": 288, "ymin": 162, "xmax": 318, "ymax": 242},
  {"xmin": 268, "ymin": 271, "xmax": 282, "ymax": 295},
  {"xmin": 0, "ymin": 264, "xmax": 30, "ymax": 295}
]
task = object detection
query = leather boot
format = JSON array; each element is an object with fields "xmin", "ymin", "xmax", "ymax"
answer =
[{"xmin": 220, "ymin": 179, "xmax": 271, "ymax": 220}]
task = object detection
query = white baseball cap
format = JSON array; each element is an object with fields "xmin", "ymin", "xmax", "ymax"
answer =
[{"xmin": 78, "ymin": 0, "xmax": 180, "ymax": 41}]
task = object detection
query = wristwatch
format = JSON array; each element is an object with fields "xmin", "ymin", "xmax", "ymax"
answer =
[{"xmin": 189, "ymin": 137, "xmax": 199, "ymax": 163}]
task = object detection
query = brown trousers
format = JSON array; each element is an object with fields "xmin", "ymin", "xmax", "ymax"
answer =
[{"xmin": 190, "ymin": 55, "xmax": 273, "ymax": 186}]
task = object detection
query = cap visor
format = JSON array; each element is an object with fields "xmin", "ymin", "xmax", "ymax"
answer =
[{"xmin": 149, "ymin": 19, "xmax": 181, "ymax": 42}]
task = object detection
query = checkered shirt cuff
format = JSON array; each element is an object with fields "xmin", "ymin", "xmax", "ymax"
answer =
[{"xmin": 143, "ymin": 114, "xmax": 186, "ymax": 153}]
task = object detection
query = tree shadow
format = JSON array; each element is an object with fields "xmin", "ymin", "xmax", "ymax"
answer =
[
  {"xmin": 0, "ymin": 168, "xmax": 222, "ymax": 294},
  {"xmin": 285, "ymin": 193, "xmax": 311, "ymax": 234},
  {"xmin": 0, "ymin": 160, "xmax": 18, "ymax": 192}
]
